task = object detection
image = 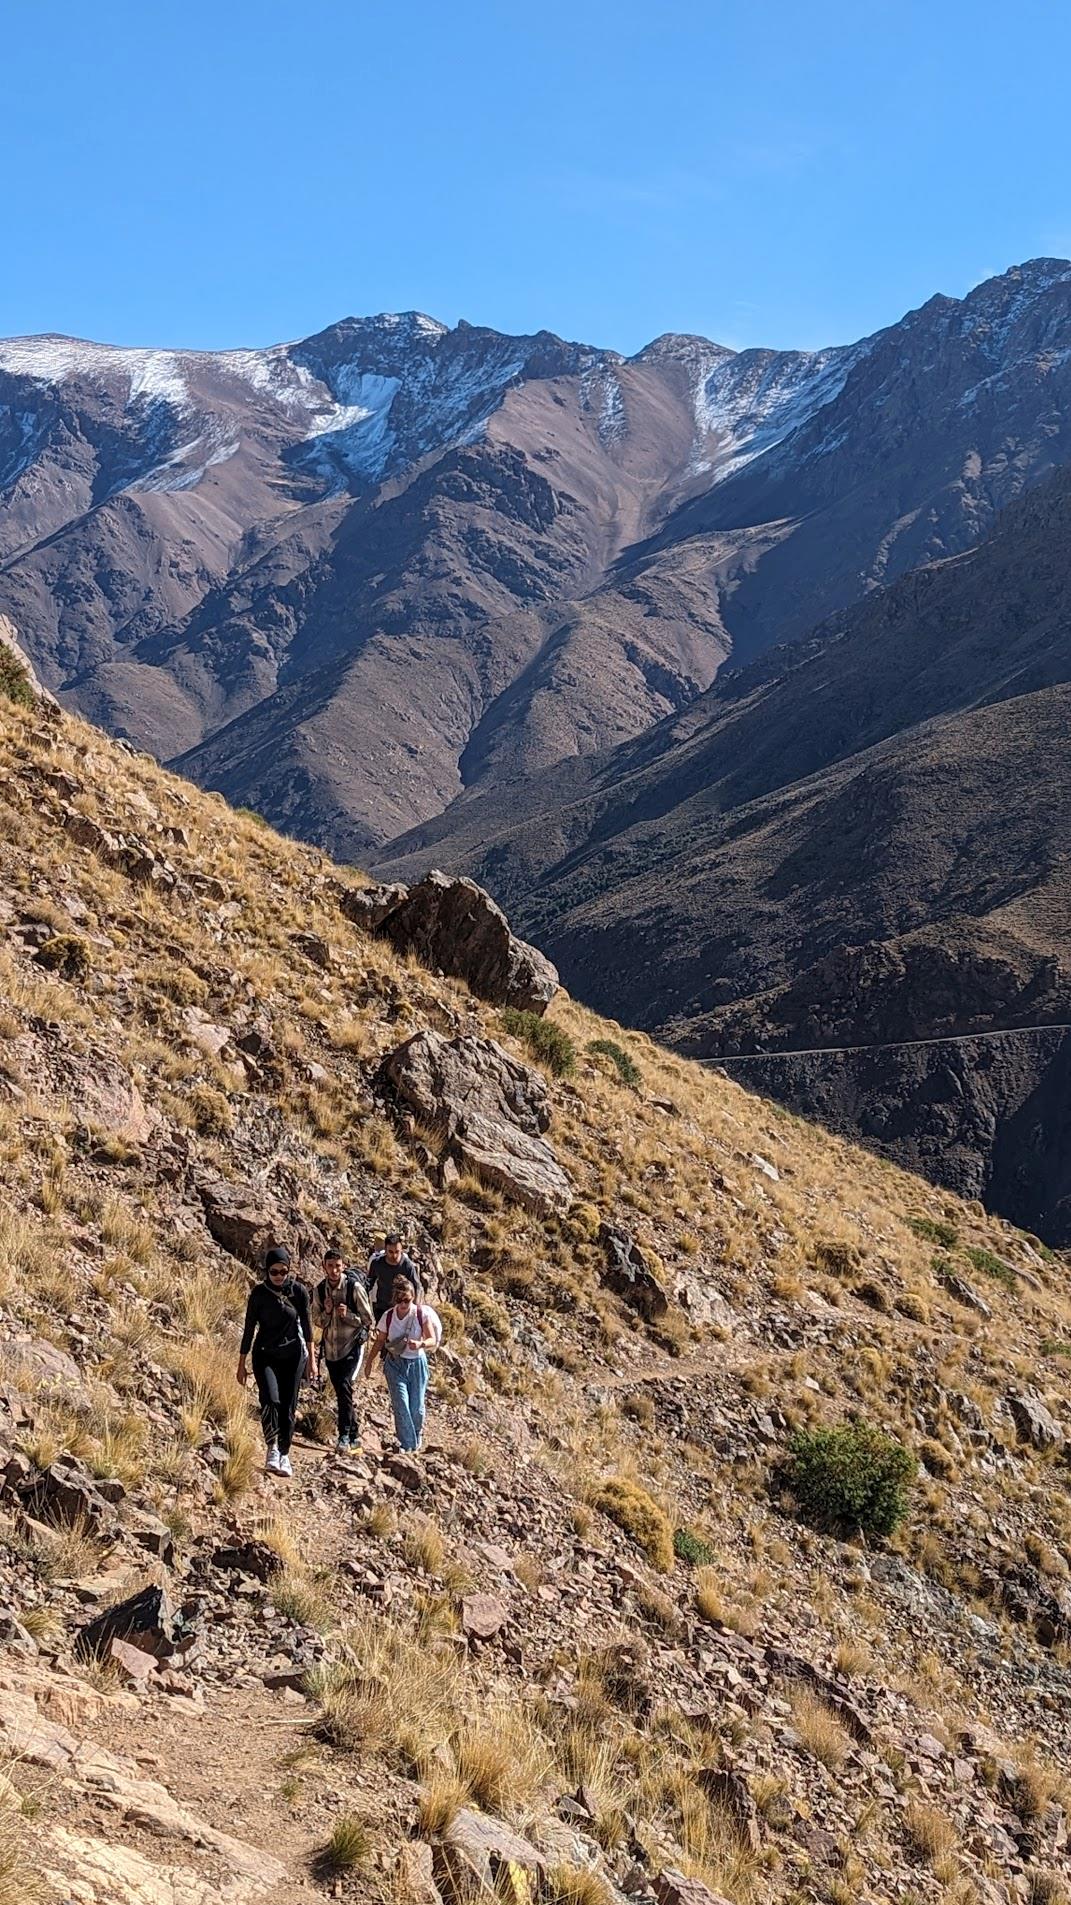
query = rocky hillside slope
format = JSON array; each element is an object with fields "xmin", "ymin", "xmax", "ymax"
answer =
[
  {"xmin": 380, "ymin": 464, "xmax": 1071, "ymax": 1243},
  {"xmin": 2, "ymin": 260, "xmax": 1070, "ymax": 856},
  {"xmin": 3, "ymin": 676, "xmax": 1071, "ymax": 1905}
]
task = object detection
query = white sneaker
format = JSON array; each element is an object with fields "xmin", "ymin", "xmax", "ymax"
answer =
[
  {"xmin": 278, "ymin": 1453, "xmax": 293, "ymax": 1478},
  {"xmin": 265, "ymin": 1445, "xmax": 281, "ymax": 1473}
]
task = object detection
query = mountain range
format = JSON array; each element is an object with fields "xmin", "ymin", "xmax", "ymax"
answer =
[{"xmin": 2, "ymin": 258, "xmax": 1070, "ymax": 1235}]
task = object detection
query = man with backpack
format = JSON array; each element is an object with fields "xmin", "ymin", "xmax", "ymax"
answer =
[
  {"xmin": 366, "ymin": 1231, "xmax": 422, "ymax": 1318},
  {"xmin": 311, "ymin": 1243, "xmax": 375, "ymax": 1452}
]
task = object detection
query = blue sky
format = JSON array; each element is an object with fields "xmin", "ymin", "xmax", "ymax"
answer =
[{"xmin": 4, "ymin": 0, "xmax": 1069, "ymax": 356}]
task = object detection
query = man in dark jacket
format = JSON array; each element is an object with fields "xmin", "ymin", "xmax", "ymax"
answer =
[
  {"xmin": 236, "ymin": 1246, "xmax": 312, "ymax": 1478},
  {"xmin": 367, "ymin": 1232, "xmax": 422, "ymax": 1320}
]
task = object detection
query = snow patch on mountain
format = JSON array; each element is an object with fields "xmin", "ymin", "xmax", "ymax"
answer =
[
  {"xmin": 303, "ymin": 370, "xmax": 401, "ymax": 482},
  {"xmin": 579, "ymin": 363, "xmax": 628, "ymax": 447},
  {"xmin": 0, "ymin": 336, "xmax": 189, "ymax": 406},
  {"xmin": 690, "ymin": 344, "xmax": 861, "ymax": 481}
]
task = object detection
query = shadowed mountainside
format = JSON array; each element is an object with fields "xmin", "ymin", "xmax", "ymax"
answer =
[{"xmin": 377, "ymin": 466, "xmax": 1071, "ymax": 1239}]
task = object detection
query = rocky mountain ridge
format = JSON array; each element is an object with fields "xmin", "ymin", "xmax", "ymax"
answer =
[{"xmin": 3, "ymin": 259, "xmax": 1070, "ymax": 857}]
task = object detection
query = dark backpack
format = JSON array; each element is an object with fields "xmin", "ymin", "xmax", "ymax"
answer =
[{"xmin": 317, "ymin": 1272, "xmax": 374, "ymax": 1337}]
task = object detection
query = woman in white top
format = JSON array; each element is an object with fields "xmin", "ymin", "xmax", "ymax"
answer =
[{"xmin": 376, "ymin": 1274, "xmax": 436, "ymax": 1452}]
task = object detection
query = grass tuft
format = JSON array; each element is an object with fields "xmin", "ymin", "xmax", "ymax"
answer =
[{"xmin": 590, "ymin": 1476, "xmax": 674, "ymax": 1571}]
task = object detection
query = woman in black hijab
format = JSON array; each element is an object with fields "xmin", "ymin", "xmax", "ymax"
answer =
[{"xmin": 236, "ymin": 1246, "xmax": 313, "ymax": 1478}]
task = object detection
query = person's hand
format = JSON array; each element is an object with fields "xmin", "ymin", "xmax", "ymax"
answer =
[{"xmin": 236, "ymin": 1360, "xmax": 248, "ymax": 1387}]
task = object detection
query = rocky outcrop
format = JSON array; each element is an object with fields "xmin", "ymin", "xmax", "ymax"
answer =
[
  {"xmin": 435, "ymin": 1809, "xmax": 545, "ymax": 1902},
  {"xmin": 194, "ymin": 1174, "xmax": 326, "ymax": 1268},
  {"xmin": 1008, "ymin": 1390, "xmax": 1064, "ymax": 1451},
  {"xmin": 76, "ymin": 1584, "xmax": 175, "ymax": 1662},
  {"xmin": 377, "ymin": 1028, "xmax": 572, "ymax": 1214},
  {"xmin": 0, "ymin": 612, "xmax": 55, "ymax": 707},
  {"xmin": 599, "ymin": 1223, "xmax": 669, "ymax": 1319},
  {"xmin": 342, "ymin": 870, "xmax": 559, "ymax": 1015}
]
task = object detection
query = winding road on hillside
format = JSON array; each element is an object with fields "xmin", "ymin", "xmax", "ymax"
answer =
[{"xmin": 702, "ymin": 1021, "xmax": 1071, "ymax": 1066}]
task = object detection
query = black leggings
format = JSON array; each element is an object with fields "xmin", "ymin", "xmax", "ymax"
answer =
[
  {"xmin": 325, "ymin": 1344, "xmax": 364, "ymax": 1437},
  {"xmin": 252, "ymin": 1342, "xmax": 306, "ymax": 1454}
]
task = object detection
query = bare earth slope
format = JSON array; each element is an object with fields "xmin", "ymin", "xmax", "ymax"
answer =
[
  {"xmin": 377, "ymin": 467, "xmax": 1071, "ymax": 1241},
  {"xmin": 3, "ymin": 260, "xmax": 1071, "ymax": 855},
  {"xmin": 5, "ymin": 681, "xmax": 1071, "ymax": 1904}
]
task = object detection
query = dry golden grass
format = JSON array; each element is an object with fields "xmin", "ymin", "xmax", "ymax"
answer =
[
  {"xmin": 1011, "ymin": 1749, "xmax": 1067, "ymax": 1822},
  {"xmin": 552, "ymin": 1726, "xmax": 628, "ymax": 1849},
  {"xmin": 415, "ymin": 1774, "xmax": 470, "ymax": 1836},
  {"xmin": 453, "ymin": 1702, "xmax": 551, "ymax": 1817},
  {"xmin": 589, "ymin": 1476, "xmax": 674, "ymax": 1571},
  {"xmin": 833, "ymin": 1636, "xmax": 873, "ymax": 1677},
  {"xmin": 31, "ymin": 1514, "xmax": 105, "ymax": 1583},
  {"xmin": 403, "ymin": 1520, "xmax": 446, "ymax": 1575},
  {"xmin": 97, "ymin": 1192, "xmax": 155, "ymax": 1264},
  {"xmin": 789, "ymin": 1687, "xmax": 852, "ymax": 1770},
  {"xmin": 0, "ymin": 1774, "xmax": 44, "ymax": 1905},
  {"xmin": 251, "ymin": 1511, "xmax": 302, "ymax": 1570},
  {"xmin": 217, "ymin": 1413, "xmax": 259, "ymax": 1500},
  {"xmin": 544, "ymin": 1868, "xmax": 616, "ymax": 1905},
  {"xmin": 271, "ymin": 1564, "xmax": 336, "ymax": 1633},
  {"xmin": 903, "ymin": 1798, "xmax": 958, "ymax": 1876},
  {"xmin": 83, "ymin": 1411, "xmax": 147, "ymax": 1488},
  {"xmin": 694, "ymin": 1569, "xmax": 757, "ymax": 1636}
]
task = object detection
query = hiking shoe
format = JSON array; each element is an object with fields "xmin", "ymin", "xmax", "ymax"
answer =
[
  {"xmin": 278, "ymin": 1453, "xmax": 293, "ymax": 1478},
  {"xmin": 265, "ymin": 1445, "xmax": 281, "ymax": 1474},
  {"xmin": 334, "ymin": 1435, "xmax": 349, "ymax": 1453}
]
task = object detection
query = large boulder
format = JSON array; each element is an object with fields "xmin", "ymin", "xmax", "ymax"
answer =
[
  {"xmin": 378, "ymin": 1029, "xmax": 572, "ymax": 1216},
  {"xmin": 194, "ymin": 1174, "xmax": 326, "ymax": 1269},
  {"xmin": 436, "ymin": 1808, "xmax": 545, "ymax": 1905},
  {"xmin": 76, "ymin": 1583, "xmax": 175, "ymax": 1662},
  {"xmin": 1007, "ymin": 1389, "xmax": 1064, "ymax": 1451},
  {"xmin": 599, "ymin": 1223, "xmax": 669, "ymax": 1320},
  {"xmin": 341, "ymin": 869, "xmax": 558, "ymax": 1015}
]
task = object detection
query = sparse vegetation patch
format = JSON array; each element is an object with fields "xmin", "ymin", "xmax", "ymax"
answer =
[{"xmin": 502, "ymin": 1008, "xmax": 577, "ymax": 1077}]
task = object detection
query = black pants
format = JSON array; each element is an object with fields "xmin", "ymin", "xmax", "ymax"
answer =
[
  {"xmin": 325, "ymin": 1343, "xmax": 364, "ymax": 1438},
  {"xmin": 252, "ymin": 1342, "xmax": 306, "ymax": 1455}
]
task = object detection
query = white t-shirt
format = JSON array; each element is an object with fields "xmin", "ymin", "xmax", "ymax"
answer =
[{"xmin": 378, "ymin": 1303, "xmax": 439, "ymax": 1359}]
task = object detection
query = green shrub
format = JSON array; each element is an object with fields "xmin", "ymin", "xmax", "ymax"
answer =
[
  {"xmin": 0, "ymin": 644, "xmax": 36, "ymax": 708},
  {"xmin": 673, "ymin": 1526, "xmax": 713, "ymax": 1567},
  {"xmin": 784, "ymin": 1422, "xmax": 916, "ymax": 1538},
  {"xmin": 908, "ymin": 1216, "xmax": 959, "ymax": 1249},
  {"xmin": 323, "ymin": 1813, "xmax": 369, "ymax": 1870},
  {"xmin": 591, "ymin": 1477, "xmax": 674, "ymax": 1571},
  {"xmin": 587, "ymin": 1038, "xmax": 641, "ymax": 1087},
  {"xmin": 501, "ymin": 1008, "xmax": 576, "ymax": 1077},
  {"xmin": 964, "ymin": 1245, "xmax": 1017, "ymax": 1290}
]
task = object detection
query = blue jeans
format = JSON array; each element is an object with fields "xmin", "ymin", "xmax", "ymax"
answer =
[{"xmin": 384, "ymin": 1352, "xmax": 428, "ymax": 1451}]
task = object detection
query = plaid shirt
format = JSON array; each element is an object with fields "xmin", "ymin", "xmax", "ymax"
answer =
[{"xmin": 312, "ymin": 1275, "xmax": 370, "ymax": 1362}]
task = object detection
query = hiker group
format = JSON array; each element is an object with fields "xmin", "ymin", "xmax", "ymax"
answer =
[{"xmin": 236, "ymin": 1233, "xmax": 442, "ymax": 1477}]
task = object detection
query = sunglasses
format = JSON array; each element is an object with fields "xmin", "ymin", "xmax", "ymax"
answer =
[{"xmin": 268, "ymin": 1266, "xmax": 289, "ymax": 1278}]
